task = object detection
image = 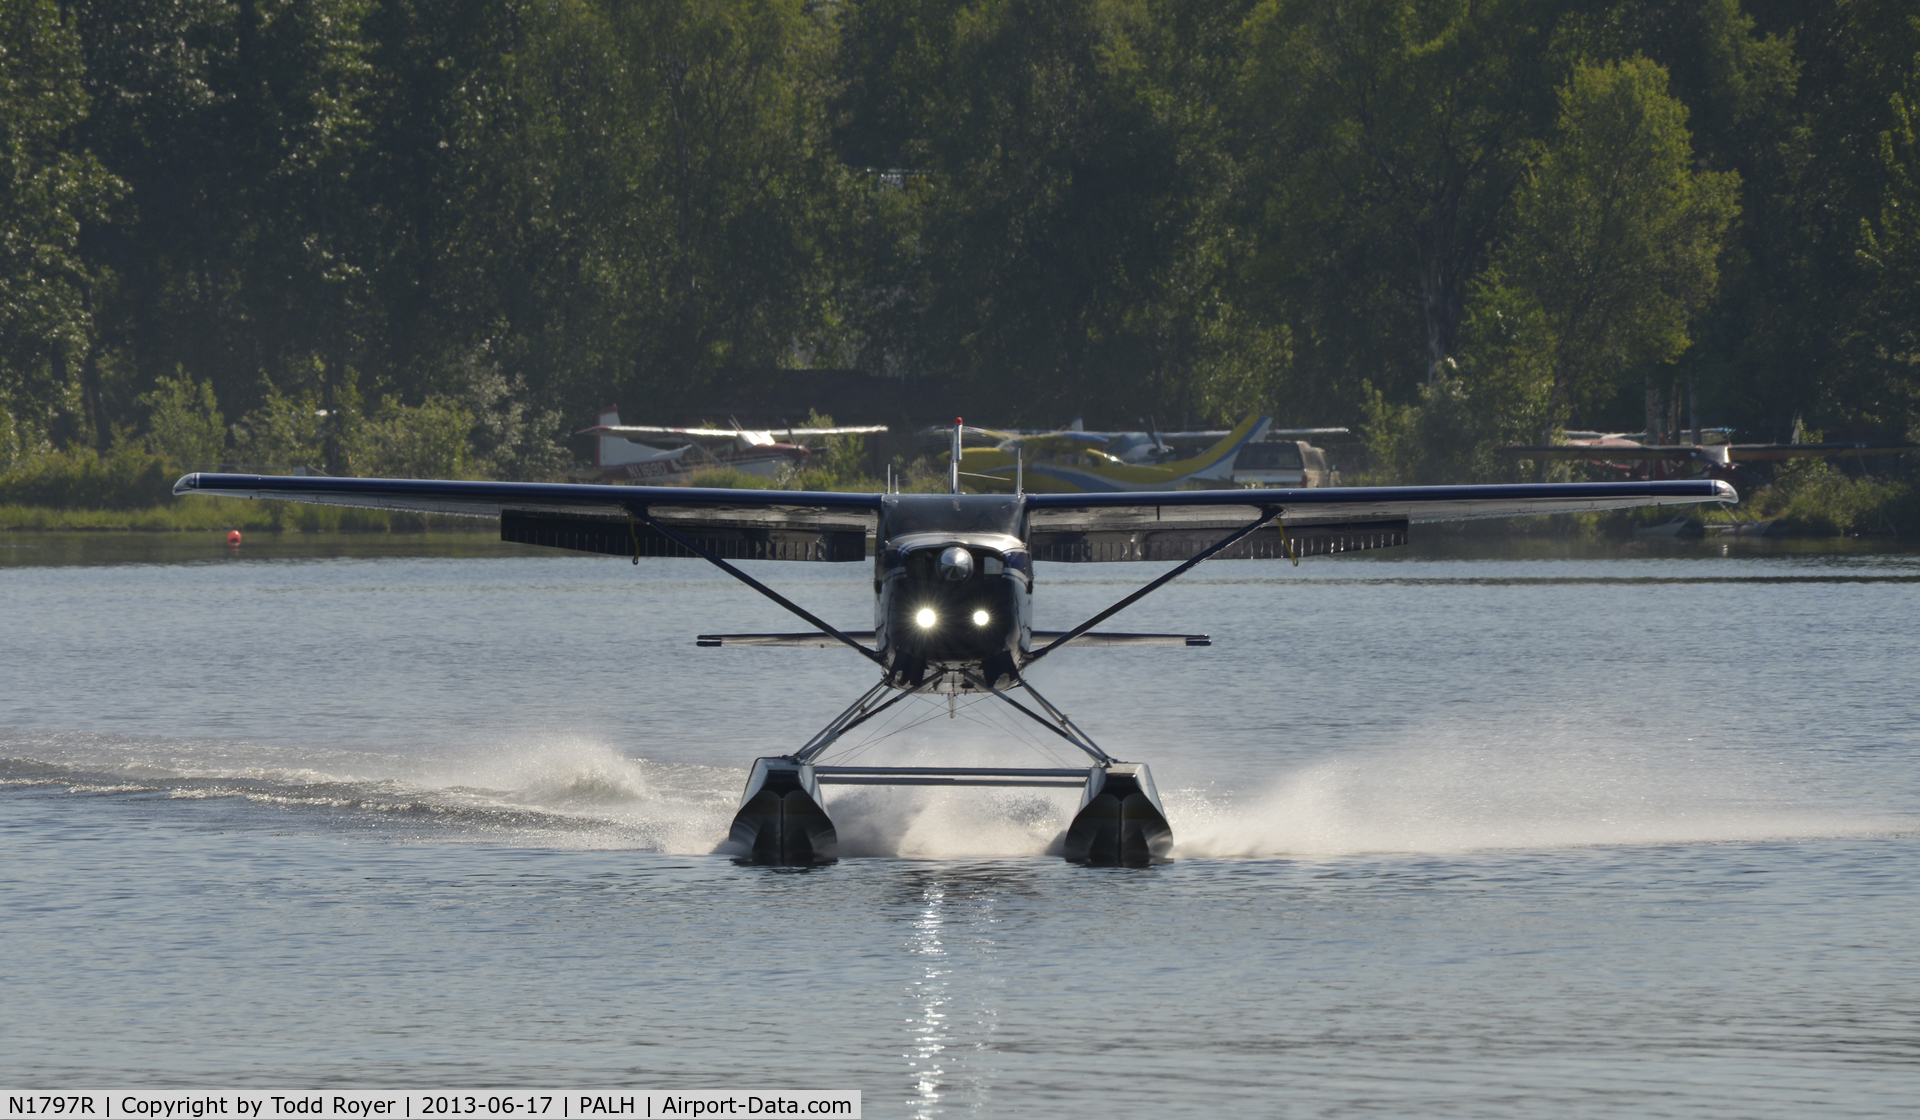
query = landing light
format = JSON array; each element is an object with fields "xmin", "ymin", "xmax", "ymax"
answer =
[
  {"xmin": 972, "ymin": 610, "xmax": 990, "ymax": 626},
  {"xmin": 916, "ymin": 608, "xmax": 937, "ymax": 628}
]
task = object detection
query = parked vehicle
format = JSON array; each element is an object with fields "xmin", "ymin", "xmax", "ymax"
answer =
[{"xmin": 1231, "ymin": 438, "xmax": 1336, "ymax": 488}]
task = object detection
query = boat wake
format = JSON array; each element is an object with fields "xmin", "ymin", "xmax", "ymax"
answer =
[
  {"xmin": 3, "ymin": 725, "xmax": 1908, "ymax": 861},
  {"xmin": 1167, "ymin": 732, "xmax": 1913, "ymax": 858},
  {"xmin": 0, "ymin": 728, "xmax": 742, "ymax": 853}
]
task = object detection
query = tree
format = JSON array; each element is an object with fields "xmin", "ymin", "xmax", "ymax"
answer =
[
  {"xmin": 1698, "ymin": 0, "xmax": 1909, "ymax": 438},
  {"xmin": 438, "ymin": 0, "xmax": 845, "ymax": 427},
  {"xmin": 1239, "ymin": 0, "xmax": 1566, "ymax": 401},
  {"xmin": 68, "ymin": 0, "xmax": 375, "ymax": 462},
  {"xmin": 1475, "ymin": 57, "xmax": 1738, "ymax": 444},
  {"xmin": 0, "ymin": 0, "xmax": 121, "ymax": 457},
  {"xmin": 1855, "ymin": 55, "xmax": 1920, "ymax": 433},
  {"xmin": 139, "ymin": 370, "xmax": 226, "ymax": 464},
  {"xmin": 835, "ymin": 0, "xmax": 1266, "ymax": 424}
]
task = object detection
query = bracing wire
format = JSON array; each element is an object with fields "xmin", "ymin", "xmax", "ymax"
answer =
[
  {"xmin": 954, "ymin": 696, "xmax": 1075, "ymax": 768},
  {"xmin": 818, "ymin": 691, "xmax": 992, "ymax": 766}
]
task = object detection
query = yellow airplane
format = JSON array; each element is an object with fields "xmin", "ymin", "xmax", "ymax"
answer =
[{"xmin": 950, "ymin": 414, "xmax": 1272, "ymax": 493}]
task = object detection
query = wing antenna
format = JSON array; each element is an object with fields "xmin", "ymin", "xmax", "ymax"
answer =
[{"xmin": 950, "ymin": 417, "xmax": 963, "ymax": 494}]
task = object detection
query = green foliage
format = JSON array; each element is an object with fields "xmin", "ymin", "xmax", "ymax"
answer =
[
  {"xmin": 66, "ymin": 0, "xmax": 375, "ymax": 437},
  {"xmin": 348, "ymin": 394, "xmax": 472, "ymax": 479},
  {"xmin": 0, "ymin": 497, "xmax": 492, "ymax": 531},
  {"xmin": 0, "ymin": 0, "xmax": 1916, "ymax": 520},
  {"xmin": 1240, "ymin": 0, "xmax": 1563, "ymax": 400},
  {"xmin": 1757, "ymin": 459, "xmax": 1917, "ymax": 536},
  {"xmin": 683, "ymin": 468, "xmax": 763, "ymax": 490},
  {"xmin": 839, "ymin": 0, "xmax": 1266, "ymax": 421},
  {"xmin": 780, "ymin": 409, "xmax": 882, "ymax": 491},
  {"xmin": 459, "ymin": 361, "xmax": 570, "ymax": 481},
  {"xmin": 138, "ymin": 371, "xmax": 225, "ymax": 465},
  {"xmin": 0, "ymin": 0, "xmax": 121, "ymax": 449},
  {"xmin": 1483, "ymin": 58, "xmax": 1739, "ymax": 440},
  {"xmin": 230, "ymin": 383, "xmax": 326, "ymax": 471},
  {"xmin": 436, "ymin": 0, "xmax": 843, "ymax": 419},
  {"xmin": 0, "ymin": 444, "xmax": 171, "ymax": 508},
  {"xmin": 798, "ymin": 409, "xmax": 866, "ymax": 482},
  {"xmin": 1359, "ymin": 372, "xmax": 1540, "ymax": 485},
  {"xmin": 1856, "ymin": 55, "xmax": 1920, "ymax": 424}
]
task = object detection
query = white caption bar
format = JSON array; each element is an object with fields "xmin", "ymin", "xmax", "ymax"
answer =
[{"xmin": 1, "ymin": 1094, "xmax": 857, "ymax": 1120}]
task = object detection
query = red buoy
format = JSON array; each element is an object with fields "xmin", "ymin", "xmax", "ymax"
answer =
[{"xmin": 227, "ymin": 530, "xmax": 242, "ymax": 545}]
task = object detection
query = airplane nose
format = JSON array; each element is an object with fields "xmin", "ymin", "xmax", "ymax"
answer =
[{"xmin": 938, "ymin": 546, "xmax": 973, "ymax": 582}]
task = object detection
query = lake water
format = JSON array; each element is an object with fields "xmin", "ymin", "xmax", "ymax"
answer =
[{"xmin": 4, "ymin": 530, "xmax": 1918, "ymax": 1116}]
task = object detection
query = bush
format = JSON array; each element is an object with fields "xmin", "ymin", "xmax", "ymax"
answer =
[
  {"xmin": 0, "ymin": 445, "xmax": 174, "ymax": 509},
  {"xmin": 1760, "ymin": 459, "xmax": 1917, "ymax": 535},
  {"xmin": 1358, "ymin": 373, "xmax": 1543, "ymax": 485},
  {"xmin": 231, "ymin": 384, "xmax": 326, "ymax": 471},
  {"xmin": 684, "ymin": 468, "xmax": 763, "ymax": 489},
  {"xmin": 349, "ymin": 394, "xmax": 474, "ymax": 478},
  {"xmin": 140, "ymin": 373, "xmax": 226, "ymax": 465},
  {"xmin": 771, "ymin": 410, "xmax": 883, "ymax": 492}
]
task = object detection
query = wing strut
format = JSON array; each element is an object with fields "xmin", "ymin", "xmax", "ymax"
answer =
[
  {"xmin": 633, "ymin": 507, "xmax": 883, "ymax": 665},
  {"xmin": 1022, "ymin": 506, "xmax": 1280, "ymax": 668}
]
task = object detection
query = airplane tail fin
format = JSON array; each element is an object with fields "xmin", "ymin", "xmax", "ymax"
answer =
[
  {"xmin": 1183, "ymin": 414, "xmax": 1272, "ymax": 481},
  {"xmin": 592, "ymin": 405, "xmax": 621, "ymax": 468}
]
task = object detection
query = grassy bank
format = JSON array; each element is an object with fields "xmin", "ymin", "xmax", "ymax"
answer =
[
  {"xmin": 0, "ymin": 446, "xmax": 494, "ymax": 532},
  {"xmin": 1740, "ymin": 462, "xmax": 1920, "ymax": 536},
  {"xmin": 0, "ymin": 497, "xmax": 492, "ymax": 533}
]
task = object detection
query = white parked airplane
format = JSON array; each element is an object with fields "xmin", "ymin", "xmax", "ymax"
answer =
[{"xmin": 577, "ymin": 405, "xmax": 887, "ymax": 482}]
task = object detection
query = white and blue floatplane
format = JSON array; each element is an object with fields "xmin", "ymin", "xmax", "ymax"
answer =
[{"xmin": 175, "ymin": 421, "xmax": 1736, "ymax": 866}]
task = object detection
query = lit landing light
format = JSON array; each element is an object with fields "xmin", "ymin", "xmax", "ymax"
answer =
[
  {"xmin": 971, "ymin": 610, "xmax": 990, "ymax": 626},
  {"xmin": 916, "ymin": 608, "xmax": 937, "ymax": 628}
]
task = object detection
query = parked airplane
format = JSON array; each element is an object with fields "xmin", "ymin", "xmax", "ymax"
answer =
[
  {"xmin": 950, "ymin": 413, "xmax": 1273, "ymax": 493},
  {"xmin": 577, "ymin": 406, "xmax": 886, "ymax": 483},
  {"xmin": 978, "ymin": 420, "xmax": 1350, "ymax": 487},
  {"xmin": 1500, "ymin": 432, "xmax": 1916, "ymax": 480},
  {"xmin": 174, "ymin": 422, "xmax": 1735, "ymax": 867}
]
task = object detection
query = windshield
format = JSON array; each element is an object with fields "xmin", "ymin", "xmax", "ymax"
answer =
[{"xmin": 882, "ymin": 494, "xmax": 1023, "ymax": 540}]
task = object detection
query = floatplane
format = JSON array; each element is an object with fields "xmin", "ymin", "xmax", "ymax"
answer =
[
  {"xmin": 949, "ymin": 414, "xmax": 1273, "ymax": 493},
  {"xmin": 944, "ymin": 415, "xmax": 1350, "ymax": 491},
  {"xmin": 576, "ymin": 405, "xmax": 887, "ymax": 483},
  {"xmin": 174, "ymin": 423, "xmax": 1735, "ymax": 866}
]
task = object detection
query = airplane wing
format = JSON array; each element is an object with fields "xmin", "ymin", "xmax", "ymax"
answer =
[
  {"xmin": 769, "ymin": 425, "xmax": 890, "ymax": 438},
  {"xmin": 1155, "ymin": 427, "xmax": 1351, "ymax": 439},
  {"xmin": 176, "ymin": 474, "xmax": 1735, "ymax": 564},
  {"xmin": 1501, "ymin": 441, "xmax": 1915, "ymax": 462},
  {"xmin": 583, "ymin": 425, "xmax": 742, "ymax": 438},
  {"xmin": 1023, "ymin": 480, "xmax": 1736, "ymax": 562},
  {"xmin": 1499, "ymin": 443, "xmax": 1726, "ymax": 463},
  {"xmin": 996, "ymin": 431, "xmax": 1111, "ymax": 450},
  {"xmin": 694, "ymin": 629, "xmax": 1208, "ymax": 648},
  {"xmin": 173, "ymin": 474, "xmax": 882, "ymax": 562},
  {"xmin": 579, "ymin": 423, "xmax": 885, "ymax": 446}
]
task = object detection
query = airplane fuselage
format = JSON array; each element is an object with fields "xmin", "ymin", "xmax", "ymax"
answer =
[{"xmin": 873, "ymin": 494, "xmax": 1033, "ymax": 691}]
